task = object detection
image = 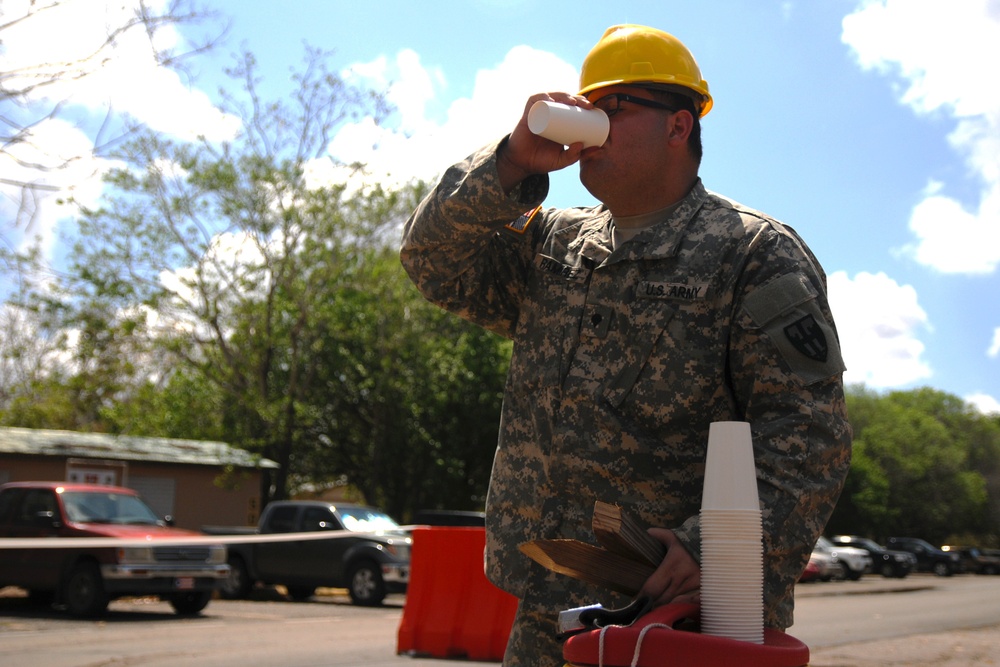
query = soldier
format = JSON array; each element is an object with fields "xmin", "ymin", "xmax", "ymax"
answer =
[{"xmin": 400, "ymin": 24, "xmax": 852, "ymax": 667}]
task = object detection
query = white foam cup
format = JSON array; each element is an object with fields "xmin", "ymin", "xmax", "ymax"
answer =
[
  {"xmin": 701, "ymin": 421, "xmax": 759, "ymax": 511},
  {"xmin": 527, "ymin": 100, "xmax": 609, "ymax": 148}
]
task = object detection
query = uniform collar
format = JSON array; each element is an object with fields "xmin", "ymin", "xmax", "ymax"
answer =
[{"xmin": 570, "ymin": 179, "xmax": 708, "ymax": 266}]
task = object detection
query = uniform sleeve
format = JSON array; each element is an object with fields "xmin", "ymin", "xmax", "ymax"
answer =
[
  {"xmin": 399, "ymin": 139, "xmax": 549, "ymax": 338},
  {"xmin": 727, "ymin": 223, "xmax": 852, "ymax": 629}
]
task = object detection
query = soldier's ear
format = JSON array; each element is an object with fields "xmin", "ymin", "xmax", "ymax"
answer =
[{"xmin": 667, "ymin": 110, "xmax": 693, "ymax": 146}]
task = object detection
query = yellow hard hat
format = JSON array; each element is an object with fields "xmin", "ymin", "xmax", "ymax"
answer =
[{"xmin": 579, "ymin": 24, "xmax": 713, "ymax": 117}]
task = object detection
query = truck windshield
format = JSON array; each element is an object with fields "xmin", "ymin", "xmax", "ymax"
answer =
[
  {"xmin": 61, "ymin": 491, "xmax": 163, "ymax": 525},
  {"xmin": 339, "ymin": 508, "xmax": 401, "ymax": 533}
]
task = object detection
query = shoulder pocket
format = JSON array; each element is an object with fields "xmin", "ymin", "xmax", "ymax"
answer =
[{"xmin": 742, "ymin": 274, "xmax": 846, "ymax": 384}]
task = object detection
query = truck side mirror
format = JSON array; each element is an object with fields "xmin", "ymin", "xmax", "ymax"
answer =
[{"xmin": 33, "ymin": 510, "xmax": 61, "ymax": 529}]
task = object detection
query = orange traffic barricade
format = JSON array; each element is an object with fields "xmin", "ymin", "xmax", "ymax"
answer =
[{"xmin": 397, "ymin": 526, "xmax": 519, "ymax": 661}]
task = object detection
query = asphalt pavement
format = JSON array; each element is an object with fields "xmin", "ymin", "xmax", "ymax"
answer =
[
  {"xmin": 810, "ymin": 625, "xmax": 1000, "ymax": 666},
  {"xmin": 798, "ymin": 577, "xmax": 1000, "ymax": 666}
]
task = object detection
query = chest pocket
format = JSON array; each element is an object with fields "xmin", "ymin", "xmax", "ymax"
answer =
[
  {"xmin": 566, "ymin": 297, "xmax": 676, "ymax": 408},
  {"xmin": 511, "ymin": 254, "xmax": 591, "ymax": 390}
]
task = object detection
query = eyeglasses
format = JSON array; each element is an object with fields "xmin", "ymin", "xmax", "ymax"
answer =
[{"xmin": 591, "ymin": 93, "xmax": 680, "ymax": 118}]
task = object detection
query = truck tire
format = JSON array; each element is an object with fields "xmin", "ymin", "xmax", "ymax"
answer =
[
  {"xmin": 220, "ymin": 554, "xmax": 253, "ymax": 599},
  {"xmin": 347, "ymin": 560, "xmax": 386, "ymax": 606},
  {"xmin": 63, "ymin": 561, "xmax": 109, "ymax": 616},
  {"xmin": 286, "ymin": 586, "xmax": 316, "ymax": 601},
  {"xmin": 932, "ymin": 561, "xmax": 953, "ymax": 577},
  {"xmin": 170, "ymin": 591, "xmax": 212, "ymax": 615}
]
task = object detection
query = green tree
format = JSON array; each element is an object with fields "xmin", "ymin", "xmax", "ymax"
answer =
[
  {"xmin": 829, "ymin": 386, "xmax": 997, "ymax": 544},
  {"xmin": 2, "ymin": 46, "xmax": 511, "ymax": 516}
]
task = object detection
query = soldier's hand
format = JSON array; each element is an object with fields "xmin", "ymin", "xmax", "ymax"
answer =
[
  {"xmin": 497, "ymin": 92, "xmax": 592, "ymax": 194},
  {"xmin": 639, "ymin": 528, "xmax": 701, "ymax": 607}
]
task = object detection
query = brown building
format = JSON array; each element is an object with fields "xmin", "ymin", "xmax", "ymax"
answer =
[{"xmin": 0, "ymin": 427, "xmax": 278, "ymax": 531}]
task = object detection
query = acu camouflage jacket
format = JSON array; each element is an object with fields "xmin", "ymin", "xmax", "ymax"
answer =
[{"xmin": 400, "ymin": 140, "xmax": 852, "ymax": 629}]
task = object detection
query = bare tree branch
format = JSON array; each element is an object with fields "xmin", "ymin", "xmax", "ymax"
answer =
[{"xmin": 0, "ymin": 0, "xmax": 223, "ymax": 233}]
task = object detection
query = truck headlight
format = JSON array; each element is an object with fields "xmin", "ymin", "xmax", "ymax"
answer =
[
  {"xmin": 117, "ymin": 546, "xmax": 155, "ymax": 564},
  {"xmin": 383, "ymin": 543, "xmax": 410, "ymax": 560},
  {"xmin": 207, "ymin": 545, "xmax": 227, "ymax": 565}
]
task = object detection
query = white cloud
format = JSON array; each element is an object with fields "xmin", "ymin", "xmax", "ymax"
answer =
[
  {"xmin": 904, "ymin": 181, "xmax": 1000, "ymax": 273},
  {"xmin": 966, "ymin": 393, "xmax": 1000, "ymax": 416},
  {"xmin": 828, "ymin": 270, "xmax": 932, "ymax": 388},
  {"xmin": 0, "ymin": 0, "xmax": 240, "ymax": 142},
  {"xmin": 325, "ymin": 45, "xmax": 579, "ymax": 190},
  {"xmin": 842, "ymin": 0, "xmax": 1000, "ymax": 275},
  {"xmin": 0, "ymin": 118, "xmax": 115, "ymax": 256},
  {"xmin": 989, "ymin": 327, "xmax": 1000, "ymax": 358},
  {"xmin": 1, "ymin": 0, "xmax": 241, "ymax": 260}
]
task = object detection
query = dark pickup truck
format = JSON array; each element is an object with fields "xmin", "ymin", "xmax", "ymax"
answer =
[
  {"xmin": 0, "ymin": 481, "xmax": 229, "ymax": 616},
  {"xmin": 204, "ymin": 500, "xmax": 410, "ymax": 606}
]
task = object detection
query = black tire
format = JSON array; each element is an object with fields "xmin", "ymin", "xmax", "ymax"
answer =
[
  {"xmin": 169, "ymin": 591, "xmax": 211, "ymax": 615},
  {"xmin": 846, "ymin": 567, "xmax": 863, "ymax": 581},
  {"xmin": 220, "ymin": 554, "xmax": 253, "ymax": 599},
  {"xmin": 347, "ymin": 561, "xmax": 386, "ymax": 606},
  {"xmin": 932, "ymin": 561, "xmax": 953, "ymax": 577},
  {"xmin": 879, "ymin": 562, "xmax": 897, "ymax": 578},
  {"xmin": 286, "ymin": 586, "xmax": 315, "ymax": 601},
  {"xmin": 63, "ymin": 561, "xmax": 109, "ymax": 617}
]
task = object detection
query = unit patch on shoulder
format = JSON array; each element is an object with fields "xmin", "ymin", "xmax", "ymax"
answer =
[
  {"xmin": 505, "ymin": 205, "xmax": 541, "ymax": 234},
  {"xmin": 783, "ymin": 314, "xmax": 829, "ymax": 362}
]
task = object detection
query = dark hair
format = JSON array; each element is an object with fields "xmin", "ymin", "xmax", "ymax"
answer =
[{"xmin": 642, "ymin": 86, "xmax": 703, "ymax": 164}]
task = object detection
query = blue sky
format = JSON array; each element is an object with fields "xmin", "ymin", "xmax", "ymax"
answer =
[{"xmin": 3, "ymin": 0, "xmax": 999, "ymax": 414}]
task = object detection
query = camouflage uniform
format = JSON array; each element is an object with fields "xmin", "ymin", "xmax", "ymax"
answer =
[{"xmin": 400, "ymin": 139, "xmax": 852, "ymax": 666}]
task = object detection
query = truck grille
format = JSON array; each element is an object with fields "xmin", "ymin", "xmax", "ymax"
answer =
[{"xmin": 154, "ymin": 546, "xmax": 211, "ymax": 562}]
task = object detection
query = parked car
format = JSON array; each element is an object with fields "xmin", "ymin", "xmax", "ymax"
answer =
[
  {"xmin": 805, "ymin": 545, "xmax": 845, "ymax": 581},
  {"xmin": 799, "ymin": 556, "xmax": 822, "ymax": 583},
  {"xmin": 830, "ymin": 535, "xmax": 916, "ymax": 578},
  {"xmin": 941, "ymin": 545, "xmax": 1000, "ymax": 575},
  {"xmin": 204, "ymin": 501, "xmax": 409, "ymax": 606},
  {"xmin": 886, "ymin": 536, "xmax": 960, "ymax": 576},
  {"xmin": 814, "ymin": 536, "xmax": 872, "ymax": 580},
  {"xmin": 0, "ymin": 481, "xmax": 228, "ymax": 616}
]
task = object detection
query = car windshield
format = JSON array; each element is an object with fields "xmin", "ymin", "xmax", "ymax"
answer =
[
  {"xmin": 338, "ymin": 508, "xmax": 401, "ymax": 533},
  {"xmin": 61, "ymin": 490, "xmax": 162, "ymax": 525}
]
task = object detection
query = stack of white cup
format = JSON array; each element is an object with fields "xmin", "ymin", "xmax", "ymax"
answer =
[{"xmin": 699, "ymin": 421, "xmax": 764, "ymax": 644}]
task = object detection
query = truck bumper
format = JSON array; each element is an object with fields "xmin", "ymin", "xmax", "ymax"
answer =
[
  {"xmin": 101, "ymin": 564, "xmax": 231, "ymax": 594},
  {"xmin": 382, "ymin": 563, "xmax": 409, "ymax": 593}
]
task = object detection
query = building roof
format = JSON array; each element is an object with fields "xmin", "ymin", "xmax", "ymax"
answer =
[{"xmin": 0, "ymin": 427, "xmax": 279, "ymax": 469}]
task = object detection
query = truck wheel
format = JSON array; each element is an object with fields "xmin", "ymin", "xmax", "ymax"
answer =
[
  {"xmin": 170, "ymin": 591, "xmax": 212, "ymax": 615},
  {"xmin": 846, "ymin": 567, "xmax": 863, "ymax": 581},
  {"xmin": 220, "ymin": 554, "xmax": 252, "ymax": 599},
  {"xmin": 63, "ymin": 562, "xmax": 109, "ymax": 617},
  {"xmin": 286, "ymin": 586, "xmax": 316, "ymax": 601},
  {"xmin": 348, "ymin": 561, "xmax": 386, "ymax": 606},
  {"xmin": 932, "ymin": 561, "xmax": 953, "ymax": 577}
]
